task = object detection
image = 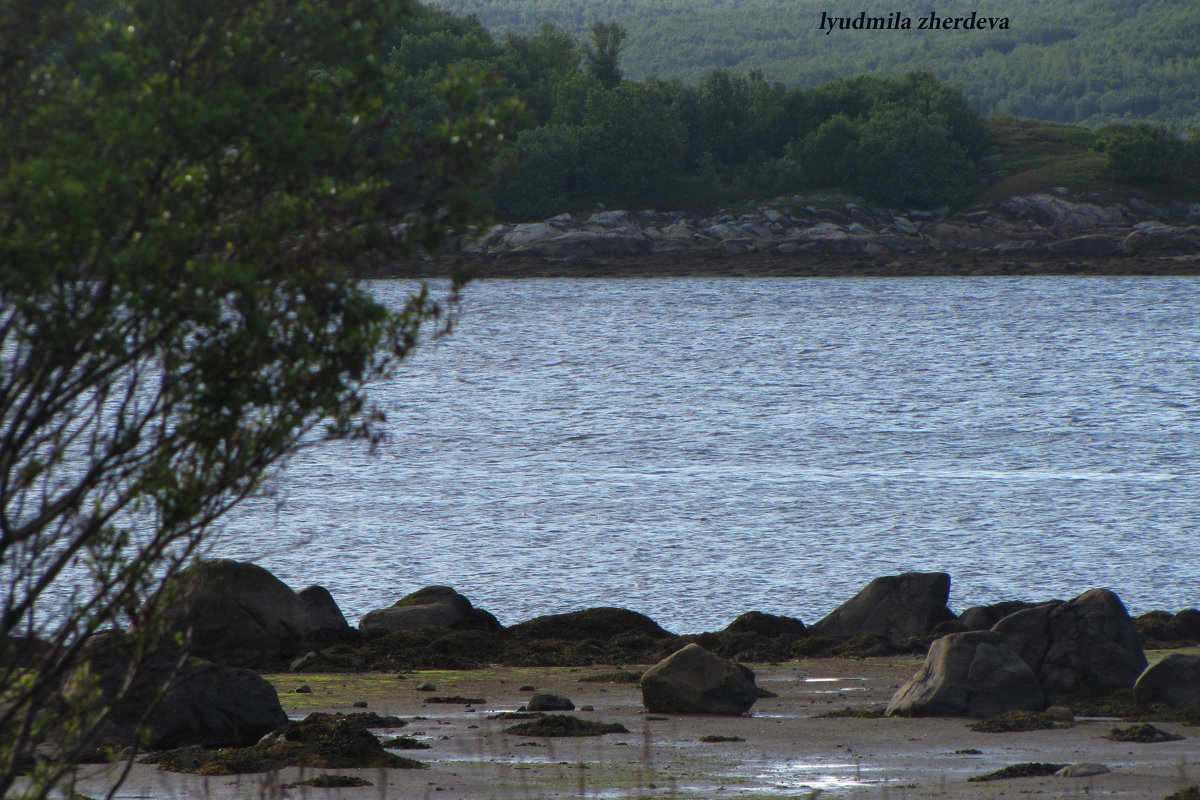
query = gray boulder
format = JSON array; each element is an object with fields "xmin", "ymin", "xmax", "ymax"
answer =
[
  {"xmin": 723, "ymin": 611, "xmax": 807, "ymax": 638},
  {"xmin": 993, "ymin": 588, "xmax": 1147, "ymax": 696},
  {"xmin": 885, "ymin": 631, "xmax": 1045, "ymax": 718},
  {"xmin": 640, "ymin": 644, "xmax": 758, "ymax": 715},
  {"xmin": 152, "ymin": 559, "xmax": 352, "ymax": 668},
  {"xmin": 527, "ymin": 693, "xmax": 575, "ymax": 712},
  {"xmin": 809, "ymin": 572, "xmax": 956, "ymax": 641},
  {"xmin": 81, "ymin": 631, "xmax": 287, "ymax": 750},
  {"xmin": 298, "ymin": 585, "xmax": 353, "ymax": 634},
  {"xmin": 957, "ymin": 600, "xmax": 1040, "ymax": 632},
  {"xmin": 359, "ymin": 586, "xmax": 500, "ymax": 638},
  {"xmin": 1134, "ymin": 654, "xmax": 1200, "ymax": 711}
]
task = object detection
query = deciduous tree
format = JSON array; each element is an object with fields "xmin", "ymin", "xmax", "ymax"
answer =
[{"xmin": 0, "ymin": 0, "xmax": 522, "ymax": 796}]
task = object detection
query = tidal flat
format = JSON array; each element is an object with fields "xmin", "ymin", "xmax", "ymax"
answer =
[{"xmin": 65, "ymin": 651, "xmax": 1200, "ymax": 800}]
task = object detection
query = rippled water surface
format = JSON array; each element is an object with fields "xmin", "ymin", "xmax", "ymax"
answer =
[{"xmin": 214, "ymin": 276, "xmax": 1200, "ymax": 632}]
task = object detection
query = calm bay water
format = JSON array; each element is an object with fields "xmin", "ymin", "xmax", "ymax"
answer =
[{"xmin": 215, "ymin": 276, "xmax": 1200, "ymax": 633}]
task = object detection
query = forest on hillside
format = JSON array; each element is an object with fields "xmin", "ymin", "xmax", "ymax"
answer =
[
  {"xmin": 428, "ymin": 0, "xmax": 1200, "ymax": 130},
  {"xmin": 390, "ymin": 4, "xmax": 1200, "ymax": 220}
]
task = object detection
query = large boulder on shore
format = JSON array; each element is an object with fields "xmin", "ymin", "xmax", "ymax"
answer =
[
  {"xmin": 152, "ymin": 559, "xmax": 354, "ymax": 668},
  {"xmin": 640, "ymin": 644, "xmax": 758, "ymax": 715},
  {"xmin": 885, "ymin": 631, "xmax": 1045, "ymax": 718},
  {"xmin": 955, "ymin": 601, "xmax": 1040, "ymax": 632},
  {"xmin": 507, "ymin": 607, "xmax": 673, "ymax": 642},
  {"xmin": 723, "ymin": 611, "xmax": 807, "ymax": 638},
  {"xmin": 1134, "ymin": 654, "xmax": 1200, "ymax": 711},
  {"xmin": 993, "ymin": 588, "xmax": 1147, "ymax": 696},
  {"xmin": 80, "ymin": 631, "xmax": 287, "ymax": 750},
  {"xmin": 808, "ymin": 572, "xmax": 956, "ymax": 641},
  {"xmin": 359, "ymin": 586, "xmax": 501, "ymax": 638}
]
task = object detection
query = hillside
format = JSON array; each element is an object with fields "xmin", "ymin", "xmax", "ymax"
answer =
[{"xmin": 428, "ymin": 0, "xmax": 1200, "ymax": 130}]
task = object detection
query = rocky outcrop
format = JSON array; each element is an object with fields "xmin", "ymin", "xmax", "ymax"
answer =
[
  {"xmin": 955, "ymin": 601, "xmax": 1041, "ymax": 632},
  {"xmin": 459, "ymin": 193, "xmax": 1200, "ymax": 262},
  {"xmin": 1133, "ymin": 654, "xmax": 1200, "ymax": 711},
  {"xmin": 885, "ymin": 631, "xmax": 1045, "ymax": 718},
  {"xmin": 723, "ymin": 611, "xmax": 807, "ymax": 637},
  {"xmin": 808, "ymin": 572, "xmax": 956, "ymax": 641},
  {"xmin": 1134, "ymin": 608, "xmax": 1200, "ymax": 645},
  {"xmin": 152, "ymin": 559, "xmax": 354, "ymax": 669},
  {"xmin": 507, "ymin": 607, "xmax": 673, "ymax": 642},
  {"xmin": 640, "ymin": 643, "xmax": 758, "ymax": 715},
  {"xmin": 359, "ymin": 586, "xmax": 501, "ymax": 638},
  {"xmin": 80, "ymin": 631, "xmax": 287, "ymax": 750},
  {"xmin": 993, "ymin": 588, "xmax": 1147, "ymax": 696}
]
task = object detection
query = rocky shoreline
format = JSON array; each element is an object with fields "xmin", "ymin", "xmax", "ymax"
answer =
[
  {"xmin": 404, "ymin": 190, "xmax": 1200, "ymax": 278},
  {"xmin": 27, "ymin": 559, "xmax": 1200, "ymax": 800},
  {"xmin": 127, "ymin": 560, "xmax": 1200, "ymax": 676}
]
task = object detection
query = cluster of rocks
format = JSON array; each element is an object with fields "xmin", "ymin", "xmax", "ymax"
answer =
[
  {"xmin": 460, "ymin": 193, "xmax": 1200, "ymax": 262},
  {"xmin": 59, "ymin": 560, "xmax": 1200, "ymax": 754}
]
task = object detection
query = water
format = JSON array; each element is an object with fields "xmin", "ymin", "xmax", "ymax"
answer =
[{"xmin": 213, "ymin": 276, "xmax": 1200, "ymax": 633}]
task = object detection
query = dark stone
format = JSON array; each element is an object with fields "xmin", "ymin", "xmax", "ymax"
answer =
[
  {"xmin": 885, "ymin": 631, "xmax": 1045, "ymax": 718},
  {"xmin": 723, "ymin": 611, "xmax": 807, "ymax": 638},
  {"xmin": 993, "ymin": 588, "xmax": 1147, "ymax": 696},
  {"xmin": 1172, "ymin": 609, "xmax": 1200, "ymax": 640},
  {"xmin": 527, "ymin": 693, "xmax": 575, "ymax": 712},
  {"xmin": 1134, "ymin": 654, "xmax": 1200, "ymax": 711},
  {"xmin": 81, "ymin": 631, "xmax": 287, "ymax": 750},
  {"xmin": 958, "ymin": 601, "xmax": 1041, "ymax": 632},
  {"xmin": 808, "ymin": 572, "xmax": 956, "ymax": 641},
  {"xmin": 151, "ymin": 559, "xmax": 352, "ymax": 668},
  {"xmin": 359, "ymin": 586, "xmax": 501, "ymax": 638},
  {"xmin": 299, "ymin": 585, "xmax": 352, "ymax": 633},
  {"xmin": 640, "ymin": 644, "xmax": 758, "ymax": 715},
  {"xmin": 507, "ymin": 607, "xmax": 673, "ymax": 642}
]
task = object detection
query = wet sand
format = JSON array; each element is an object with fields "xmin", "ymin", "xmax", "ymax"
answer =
[{"xmin": 67, "ymin": 652, "xmax": 1199, "ymax": 799}]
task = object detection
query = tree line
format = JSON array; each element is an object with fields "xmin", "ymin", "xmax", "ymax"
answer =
[
  {"xmin": 430, "ymin": 0, "xmax": 1200, "ymax": 132},
  {"xmin": 390, "ymin": 6, "xmax": 992, "ymax": 216}
]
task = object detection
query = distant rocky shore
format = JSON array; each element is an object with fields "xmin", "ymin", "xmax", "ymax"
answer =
[{"xmin": 410, "ymin": 190, "xmax": 1200, "ymax": 277}]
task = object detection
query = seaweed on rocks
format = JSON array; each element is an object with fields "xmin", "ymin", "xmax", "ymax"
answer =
[
  {"xmin": 423, "ymin": 696, "xmax": 485, "ymax": 705},
  {"xmin": 1163, "ymin": 788, "xmax": 1200, "ymax": 800},
  {"xmin": 141, "ymin": 712, "xmax": 422, "ymax": 775},
  {"xmin": 502, "ymin": 714, "xmax": 629, "ymax": 737},
  {"xmin": 1106, "ymin": 723, "xmax": 1185, "ymax": 743},
  {"xmin": 968, "ymin": 762, "xmax": 1067, "ymax": 782},
  {"xmin": 287, "ymin": 775, "xmax": 372, "ymax": 788},
  {"xmin": 814, "ymin": 705, "xmax": 887, "ymax": 719},
  {"xmin": 969, "ymin": 710, "xmax": 1059, "ymax": 733}
]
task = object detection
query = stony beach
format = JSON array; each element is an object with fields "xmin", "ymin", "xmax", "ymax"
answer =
[
  {"xmin": 29, "ymin": 564, "xmax": 1200, "ymax": 800},
  {"xmin": 67, "ymin": 654, "xmax": 1200, "ymax": 799}
]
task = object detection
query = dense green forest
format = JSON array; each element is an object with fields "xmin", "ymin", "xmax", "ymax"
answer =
[
  {"xmin": 388, "ymin": 3, "xmax": 1200, "ymax": 219},
  {"xmin": 427, "ymin": 0, "xmax": 1200, "ymax": 131}
]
